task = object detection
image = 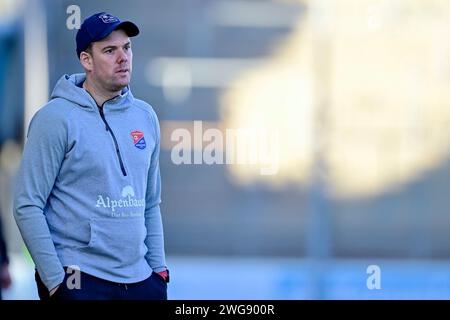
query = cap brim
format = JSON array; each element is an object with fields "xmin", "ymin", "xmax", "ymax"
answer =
[
  {"xmin": 114, "ymin": 21, "xmax": 140, "ymax": 37},
  {"xmin": 95, "ymin": 21, "xmax": 140, "ymax": 42}
]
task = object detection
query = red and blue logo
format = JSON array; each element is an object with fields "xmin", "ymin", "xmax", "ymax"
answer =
[{"xmin": 131, "ymin": 130, "xmax": 146, "ymax": 149}]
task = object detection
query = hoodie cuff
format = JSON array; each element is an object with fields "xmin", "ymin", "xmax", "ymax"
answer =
[
  {"xmin": 152, "ymin": 266, "xmax": 167, "ymax": 273},
  {"xmin": 44, "ymin": 270, "xmax": 66, "ymax": 292}
]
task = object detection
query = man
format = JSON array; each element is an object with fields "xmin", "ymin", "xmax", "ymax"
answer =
[
  {"xmin": 0, "ymin": 213, "xmax": 12, "ymax": 300},
  {"xmin": 13, "ymin": 12, "xmax": 169, "ymax": 300}
]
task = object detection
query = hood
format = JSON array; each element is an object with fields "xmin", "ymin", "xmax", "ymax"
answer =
[{"xmin": 50, "ymin": 73, "xmax": 134, "ymax": 112}]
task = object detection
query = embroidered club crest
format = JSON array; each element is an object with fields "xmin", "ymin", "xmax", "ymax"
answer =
[
  {"xmin": 131, "ymin": 130, "xmax": 146, "ymax": 149},
  {"xmin": 99, "ymin": 13, "xmax": 119, "ymax": 24}
]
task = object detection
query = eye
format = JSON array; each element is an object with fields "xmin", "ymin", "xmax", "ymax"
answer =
[{"xmin": 105, "ymin": 49, "xmax": 113, "ymax": 54}]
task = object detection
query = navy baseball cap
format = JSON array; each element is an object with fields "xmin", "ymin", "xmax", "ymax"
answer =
[{"xmin": 76, "ymin": 12, "xmax": 139, "ymax": 57}]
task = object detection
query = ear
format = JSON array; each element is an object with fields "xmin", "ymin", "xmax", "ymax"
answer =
[{"xmin": 79, "ymin": 51, "xmax": 93, "ymax": 72}]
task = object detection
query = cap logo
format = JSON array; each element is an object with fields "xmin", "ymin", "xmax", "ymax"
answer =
[{"xmin": 99, "ymin": 13, "xmax": 119, "ymax": 24}]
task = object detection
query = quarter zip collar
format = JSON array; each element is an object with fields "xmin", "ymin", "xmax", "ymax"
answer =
[
  {"xmin": 100, "ymin": 87, "xmax": 133, "ymax": 112},
  {"xmin": 80, "ymin": 82, "xmax": 130, "ymax": 177},
  {"xmin": 51, "ymin": 73, "xmax": 134, "ymax": 112}
]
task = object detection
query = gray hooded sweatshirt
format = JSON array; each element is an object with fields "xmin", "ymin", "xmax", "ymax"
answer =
[{"xmin": 13, "ymin": 73, "xmax": 167, "ymax": 291}]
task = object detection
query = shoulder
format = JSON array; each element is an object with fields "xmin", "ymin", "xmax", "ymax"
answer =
[
  {"xmin": 132, "ymin": 99, "xmax": 161, "ymax": 139},
  {"xmin": 132, "ymin": 99, "xmax": 159, "ymax": 121},
  {"xmin": 32, "ymin": 98, "xmax": 76, "ymax": 122},
  {"xmin": 28, "ymin": 98, "xmax": 76, "ymax": 134}
]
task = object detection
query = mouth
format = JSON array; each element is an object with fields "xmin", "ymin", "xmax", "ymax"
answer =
[{"xmin": 116, "ymin": 69, "xmax": 129, "ymax": 74}]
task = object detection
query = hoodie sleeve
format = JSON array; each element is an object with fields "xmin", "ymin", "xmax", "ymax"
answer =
[
  {"xmin": 13, "ymin": 104, "xmax": 67, "ymax": 291},
  {"xmin": 144, "ymin": 111, "xmax": 167, "ymax": 272}
]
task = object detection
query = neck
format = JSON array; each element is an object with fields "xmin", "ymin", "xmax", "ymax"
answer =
[{"xmin": 83, "ymin": 77, "xmax": 121, "ymax": 107}]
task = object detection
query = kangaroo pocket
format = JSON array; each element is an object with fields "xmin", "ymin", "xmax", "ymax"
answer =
[{"xmin": 87, "ymin": 216, "xmax": 147, "ymax": 269}]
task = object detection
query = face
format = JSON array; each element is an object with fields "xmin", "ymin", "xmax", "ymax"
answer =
[{"xmin": 82, "ymin": 29, "xmax": 133, "ymax": 92}]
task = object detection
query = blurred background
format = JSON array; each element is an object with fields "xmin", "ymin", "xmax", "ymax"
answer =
[{"xmin": 0, "ymin": 0, "xmax": 450, "ymax": 299}]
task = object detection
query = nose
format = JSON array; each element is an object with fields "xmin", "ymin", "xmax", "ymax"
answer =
[{"xmin": 117, "ymin": 48, "xmax": 128, "ymax": 64}]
